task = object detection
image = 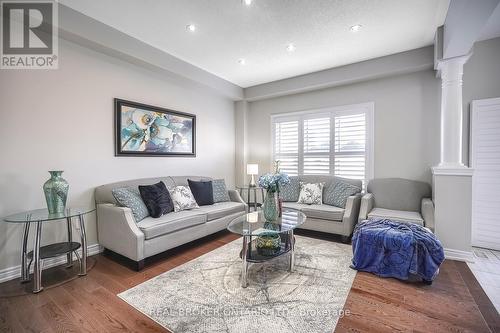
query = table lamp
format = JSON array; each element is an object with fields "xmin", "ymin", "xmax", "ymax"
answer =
[{"xmin": 247, "ymin": 164, "xmax": 258, "ymax": 187}]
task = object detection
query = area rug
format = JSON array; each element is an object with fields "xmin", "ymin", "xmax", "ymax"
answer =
[{"xmin": 118, "ymin": 236, "xmax": 356, "ymax": 333}]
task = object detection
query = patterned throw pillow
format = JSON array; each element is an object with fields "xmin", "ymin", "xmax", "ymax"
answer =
[
  {"xmin": 280, "ymin": 177, "xmax": 300, "ymax": 202},
  {"xmin": 297, "ymin": 182, "xmax": 324, "ymax": 205},
  {"xmin": 111, "ymin": 187, "xmax": 149, "ymax": 222},
  {"xmin": 212, "ymin": 179, "xmax": 230, "ymax": 203},
  {"xmin": 324, "ymin": 181, "xmax": 361, "ymax": 208},
  {"xmin": 169, "ymin": 186, "xmax": 200, "ymax": 212}
]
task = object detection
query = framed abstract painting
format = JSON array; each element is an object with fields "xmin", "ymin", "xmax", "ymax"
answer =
[{"xmin": 115, "ymin": 99, "xmax": 196, "ymax": 156}]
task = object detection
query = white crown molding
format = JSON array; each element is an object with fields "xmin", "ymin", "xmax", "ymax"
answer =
[
  {"xmin": 0, "ymin": 243, "xmax": 103, "ymax": 284},
  {"xmin": 432, "ymin": 166, "xmax": 474, "ymax": 176},
  {"xmin": 444, "ymin": 248, "xmax": 475, "ymax": 263}
]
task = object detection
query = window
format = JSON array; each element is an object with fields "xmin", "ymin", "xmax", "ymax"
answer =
[{"xmin": 272, "ymin": 103, "xmax": 374, "ymax": 185}]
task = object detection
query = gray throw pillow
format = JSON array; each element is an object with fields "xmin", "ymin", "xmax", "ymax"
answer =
[
  {"xmin": 280, "ymin": 177, "xmax": 300, "ymax": 202},
  {"xmin": 324, "ymin": 181, "xmax": 361, "ymax": 208},
  {"xmin": 212, "ymin": 179, "xmax": 230, "ymax": 202},
  {"xmin": 112, "ymin": 187, "xmax": 149, "ymax": 222}
]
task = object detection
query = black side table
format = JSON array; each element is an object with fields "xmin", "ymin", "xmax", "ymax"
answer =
[{"xmin": 237, "ymin": 186, "xmax": 265, "ymax": 212}]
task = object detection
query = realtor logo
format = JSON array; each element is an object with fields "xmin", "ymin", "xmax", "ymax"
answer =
[{"xmin": 1, "ymin": 0, "xmax": 58, "ymax": 69}]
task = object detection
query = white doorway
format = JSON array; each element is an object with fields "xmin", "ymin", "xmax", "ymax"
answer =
[{"xmin": 470, "ymin": 97, "xmax": 500, "ymax": 251}]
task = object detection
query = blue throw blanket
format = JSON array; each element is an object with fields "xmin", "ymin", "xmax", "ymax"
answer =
[{"xmin": 351, "ymin": 219, "xmax": 445, "ymax": 282}]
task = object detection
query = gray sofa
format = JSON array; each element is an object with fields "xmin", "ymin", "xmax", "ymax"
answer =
[
  {"xmin": 282, "ymin": 175, "xmax": 362, "ymax": 241},
  {"xmin": 358, "ymin": 178, "xmax": 434, "ymax": 231},
  {"xmin": 95, "ymin": 176, "xmax": 246, "ymax": 270}
]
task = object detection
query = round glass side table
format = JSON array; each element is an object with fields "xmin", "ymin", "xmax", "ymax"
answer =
[{"xmin": 2, "ymin": 207, "xmax": 95, "ymax": 293}]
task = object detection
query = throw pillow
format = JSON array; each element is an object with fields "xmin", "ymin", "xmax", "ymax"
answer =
[
  {"xmin": 297, "ymin": 182, "xmax": 324, "ymax": 205},
  {"xmin": 138, "ymin": 181, "xmax": 174, "ymax": 218},
  {"xmin": 111, "ymin": 187, "xmax": 149, "ymax": 222},
  {"xmin": 169, "ymin": 185, "xmax": 200, "ymax": 212},
  {"xmin": 280, "ymin": 176, "xmax": 300, "ymax": 202},
  {"xmin": 188, "ymin": 179, "xmax": 214, "ymax": 206},
  {"xmin": 324, "ymin": 181, "xmax": 361, "ymax": 208},
  {"xmin": 212, "ymin": 179, "xmax": 230, "ymax": 202}
]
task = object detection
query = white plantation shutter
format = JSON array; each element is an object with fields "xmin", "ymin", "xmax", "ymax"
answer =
[
  {"xmin": 334, "ymin": 113, "xmax": 366, "ymax": 183},
  {"xmin": 304, "ymin": 117, "xmax": 330, "ymax": 175},
  {"xmin": 274, "ymin": 120, "xmax": 299, "ymax": 176},
  {"xmin": 471, "ymin": 98, "xmax": 500, "ymax": 251},
  {"xmin": 272, "ymin": 103, "xmax": 373, "ymax": 184}
]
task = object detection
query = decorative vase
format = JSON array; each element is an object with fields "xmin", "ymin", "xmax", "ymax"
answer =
[
  {"xmin": 263, "ymin": 189, "xmax": 279, "ymax": 221},
  {"xmin": 43, "ymin": 171, "xmax": 69, "ymax": 214}
]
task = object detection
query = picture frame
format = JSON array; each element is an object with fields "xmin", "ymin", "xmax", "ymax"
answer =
[{"xmin": 115, "ymin": 98, "xmax": 196, "ymax": 157}]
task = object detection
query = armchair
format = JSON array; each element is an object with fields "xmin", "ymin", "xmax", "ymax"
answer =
[{"xmin": 358, "ymin": 178, "xmax": 434, "ymax": 231}]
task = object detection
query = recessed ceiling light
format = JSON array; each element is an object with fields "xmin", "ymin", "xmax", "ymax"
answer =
[
  {"xmin": 350, "ymin": 24, "xmax": 362, "ymax": 32},
  {"xmin": 238, "ymin": 58, "xmax": 246, "ymax": 65},
  {"xmin": 286, "ymin": 43, "xmax": 296, "ymax": 52},
  {"xmin": 186, "ymin": 24, "xmax": 196, "ymax": 32},
  {"xmin": 242, "ymin": 0, "xmax": 253, "ymax": 6}
]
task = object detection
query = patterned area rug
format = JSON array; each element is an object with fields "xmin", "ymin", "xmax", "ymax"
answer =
[{"xmin": 118, "ymin": 236, "xmax": 356, "ymax": 333}]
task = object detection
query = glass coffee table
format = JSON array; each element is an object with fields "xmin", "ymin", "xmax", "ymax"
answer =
[{"xmin": 227, "ymin": 209, "xmax": 306, "ymax": 287}]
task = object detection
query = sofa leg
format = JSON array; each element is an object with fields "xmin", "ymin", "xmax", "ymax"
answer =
[
  {"xmin": 422, "ymin": 279, "xmax": 433, "ymax": 285},
  {"xmin": 341, "ymin": 235, "xmax": 350, "ymax": 244},
  {"xmin": 135, "ymin": 260, "xmax": 145, "ymax": 271}
]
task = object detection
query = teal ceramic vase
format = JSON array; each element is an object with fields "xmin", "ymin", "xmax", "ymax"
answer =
[
  {"xmin": 263, "ymin": 189, "xmax": 279, "ymax": 221},
  {"xmin": 43, "ymin": 171, "xmax": 69, "ymax": 214}
]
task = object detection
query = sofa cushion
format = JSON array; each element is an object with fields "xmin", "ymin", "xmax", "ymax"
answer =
[
  {"xmin": 324, "ymin": 181, "xmax": 361, "ymax": 208},
  {"xmin": 111, "ymin": 187, "xmax": 149, "ymax": 222},
  {"xmin": 282, "ymin": 202, "xmax": 344, "ymax": 221},
  {"xmin": 138, "ymin": 181, "xmax": 174, "ymax": 218},
  {"xmin": 188, "ymin": 179, "xmax": 214, "ymax": 206},
  {"xmin": 301, "ymin": 204, "xmax": 345, "ymax": 221},
  {"xmin": 197, "ymin": 202, "xmax": 246, "ymax": 221},
  {"xmin": 169, "ymin": 186, "xmax": 200, "ymax": 212},
  {"xmin": 297, "ymin": 182, "xmax": 324, "ymax": 205},
  {"xmin": 280, "ymin": 177, "xmax": 300, "ymax": 202},
  {"xmin": 212, "ymin": 179, "xmax": 230, "ymax": 202},
  {"xmin": 368, "ymin": 208, "xmax": 424, "ymax": 226},
  {"xmin": 137, "ymin": 210, "xmax": 207, "ymax": 239}
]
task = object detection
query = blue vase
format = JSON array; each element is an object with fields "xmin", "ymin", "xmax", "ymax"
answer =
[
  {"xmin": 43, "ymin": 171, "xmax": 69, "ymax": 214},
  {"xmin": 263, "ymin": 190, "xmax": 279, "ymax": 221}
]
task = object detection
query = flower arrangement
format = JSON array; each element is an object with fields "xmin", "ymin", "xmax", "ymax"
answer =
[{"xmin": 258, "ymin": 172, "xmax": 290, "ymax": 193}]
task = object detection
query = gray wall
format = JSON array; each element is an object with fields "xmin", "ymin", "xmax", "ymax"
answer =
[
  {"xmin": 0, "ymin": 39, "xmax": 236, "ymax": 272},
  {"xmin": 463, "ymin": 37, "xmax": 500, "ymax": 164},
  {"xmin": 246, "ymin": 70, "xmax": 441, "ymax": 184}
]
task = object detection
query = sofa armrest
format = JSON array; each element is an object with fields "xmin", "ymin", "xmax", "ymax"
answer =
[
  {"xmin": 358, "ymin": 193, "xmax": 374, "ymax": 223},
  {"xmin": 228, "ymin": 189, "xmax": 248, "ymax": 208},
  {"xmin": 421, "ymin": 198, "xmax": 435, "ymax": 232},
  {"xmin": 342, "ymin": 194, "xmax": 362, "ymax": 236},
  {"xmin": 96, "ymin": 204, "xmax": 145, "ymax": 261}
]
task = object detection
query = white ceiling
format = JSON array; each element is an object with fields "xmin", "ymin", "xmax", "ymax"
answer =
[{"xmin": 60, "ymin": 0, "xmax": 450, "ymax": 88}]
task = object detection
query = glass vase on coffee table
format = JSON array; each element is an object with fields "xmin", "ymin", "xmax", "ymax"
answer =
[{"xmin": 227, "ymin": 209, "xmax": 306, "ymax": 288}]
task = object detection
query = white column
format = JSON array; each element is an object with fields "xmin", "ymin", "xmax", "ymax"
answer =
[
  {"xmin": 436, "ymin": 55, "xmax": 469, "ymax": 169},
  {"xmin": 432, "ymin": 55, "xmax": 474, "ymax": 262}
]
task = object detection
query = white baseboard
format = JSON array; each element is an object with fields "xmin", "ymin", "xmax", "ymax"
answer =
[
  {"xmin": 0, "ymin": 243, "xmax": 103, "ymax": 284},
  {"xmin": 444, "ymin": 248, "xmax": 474, "ymax": 262}
]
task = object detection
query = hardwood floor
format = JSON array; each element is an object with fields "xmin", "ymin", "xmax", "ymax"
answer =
[{"xmin": 0, "ymin": 230, "xmax": 498, "ymax": 333}]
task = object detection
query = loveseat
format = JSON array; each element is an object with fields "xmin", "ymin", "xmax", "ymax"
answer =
[
  {"xmin": 281, "ymin": 175, "xmax": 362, "ymax": 241},
  {"xmin": 95, "ymin": 176, "xmax": 246, "ymax": 270}
]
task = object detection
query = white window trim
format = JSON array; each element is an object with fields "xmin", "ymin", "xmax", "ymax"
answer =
[{"xmin": 271, "ymin": 102, "xmax": 375, "ymax": 182}]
